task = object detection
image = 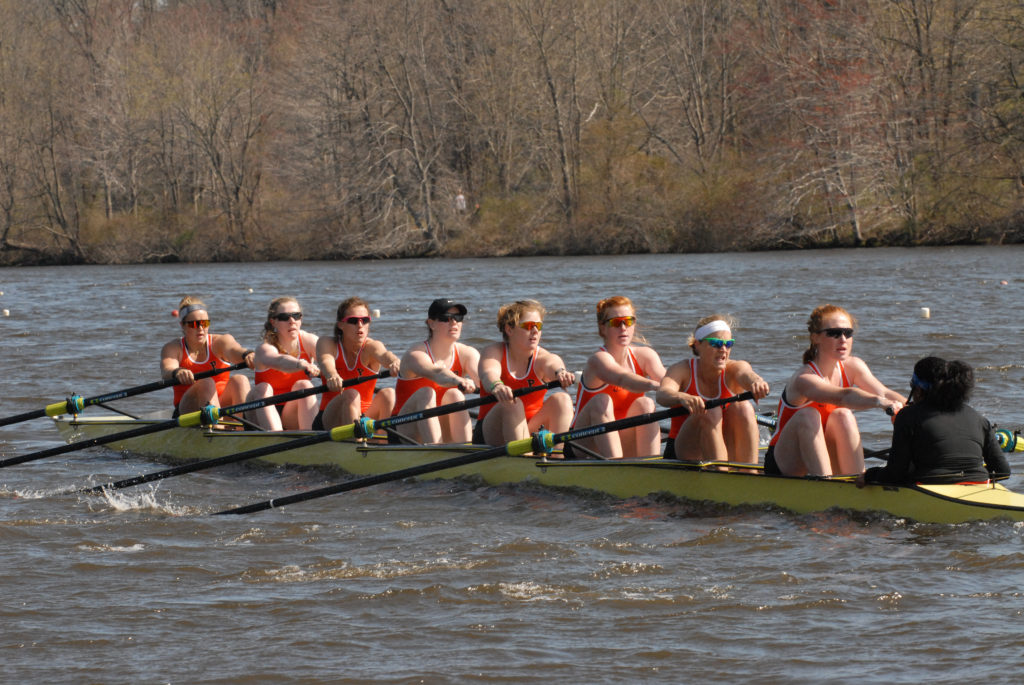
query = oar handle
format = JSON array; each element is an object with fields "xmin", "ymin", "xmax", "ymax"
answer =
[
  {"xmin": 0, "ymin": 361, "xmax": 248, "ymax": 428},
  {"xmin": 536, "ymin": 391, "xmax": 756, "ymax": 454}
]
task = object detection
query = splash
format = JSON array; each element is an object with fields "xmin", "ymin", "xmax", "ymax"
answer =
[{"xmin": 89, "ymin": 485, "xmax": 192, "ymax": 517}]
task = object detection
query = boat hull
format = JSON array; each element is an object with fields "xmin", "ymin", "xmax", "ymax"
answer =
[{"xmin": 52, "ymin": 416, "xmax": 1024, "ymax": 524}]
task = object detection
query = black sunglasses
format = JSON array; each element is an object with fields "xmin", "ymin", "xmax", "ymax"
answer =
[
  {"xmin": 433, "ymin": 313, "xmax": 465, "ymax": 323},
  {"xmin": 341, "ymin": 316, "xmax": 371, "ymax": 325},
  {"xmin": 273, "ymin": 311, "xmax": 303, "ymax": 322},
  {"xmin": 819, "ymin": 327, "xmax": 854, "ymax": 339}
]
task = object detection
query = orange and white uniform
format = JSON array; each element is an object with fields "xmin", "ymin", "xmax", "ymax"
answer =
[
  {"xmin": 319, "ymin": 340, "xmax": 378, "ymax": 413},
  {"xmin": 254, "ymin": 337, "xmax": 314, "ymax": 396},
  {"xmin": 477, "ymin": 347, "xmax": 545, "ymax": 422},
  {"xmin": 769, "ymin": 360, "xmax": 850, "ymax": 447},
  {"xmin": 571, "ymin": 347, "xmax": 646, "ymax": 426},
  {"xmin": 392, "ymin": 342, "xmax": 465, "ymax": 414},
  {"xmin": 172, "ymin": 337, "xmax": 232, "ymax": 407},
  {"xmin": 667, "ymin": 358, "xmax": 734, "ymax": 439}
]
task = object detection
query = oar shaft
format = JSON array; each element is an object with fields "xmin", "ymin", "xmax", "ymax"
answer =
[
  {"xmin": 215, "ymin": 391, "xmax": 756, "ymax": 516},
  {"xmin": 86, "ymin": 432, "xmax": 332, "ymax": 493},
  {"xmin": 374, "ymin": 379, "xmax": 561, "ymax": 431},
  {"xmin": 7, "ymin": 371, "xmax": 386, "ymax": 469},
  {"xmin": 216, "ymin": 439, "xmax": 534, "ymax": 515},
  {"xmin": 0, "ymin": 361, "xmax": 247, "ymax": 428}
]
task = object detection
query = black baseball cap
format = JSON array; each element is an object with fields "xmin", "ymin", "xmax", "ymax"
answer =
[{"xmin": 428, "ymin": 298, "xmax": 468, "ymax": 319}]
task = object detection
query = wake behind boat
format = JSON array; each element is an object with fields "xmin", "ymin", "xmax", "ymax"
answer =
[{"xmin": 52, "ymin": 413, "xmax": 1024, "ymax": 524}]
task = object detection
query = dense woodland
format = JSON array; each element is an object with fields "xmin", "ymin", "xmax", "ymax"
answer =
[{"xmin": 2, "ymin": 0, "xmax": 1024, "ymax": 264}]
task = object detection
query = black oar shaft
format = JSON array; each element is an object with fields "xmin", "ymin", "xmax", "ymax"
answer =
[
  {"xmin": 0, "ymin": 361, "xmax": 247, "ymax": 428},
  {"xmin": 89, "ymin": 378, "xmax": 560, "ymax": 492},
  {"xmin": 215, "ymin": 439, "xmax": 534, "ymax": 515},
  {"xmin": 87, "ymin": 432, "xmax": 333, "ymax": 493},
  {"xmin": 4, "ymin": 371, "xmax": 386, "ymax": 469},
  {"xmin": 214, "ymin": 391, "xmax": 756, "ymax": 516}
]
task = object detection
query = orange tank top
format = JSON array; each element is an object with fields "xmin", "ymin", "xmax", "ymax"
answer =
[
  {"xmin": 254, "ymin": 336, "xmax": 313, "ymax": 396},
  {"xmin": 667, "ymin": 358, "xmax": 734, "ymax": 439},
  {"xmin": 571, "ymin": 347, "xmax": 646, "ymax": 426},
  {"xmin": 769, "ymin": 361, "xmax": 850, "ymax": 446},
  {"xmin": 172, "ymin": 337, "xmax": 232, "ymax": 406},
  {"xmin": 319, "ymin": 340, "xmax": 378, "ymax": 412},
  {"xmin": 478, "ymin": 347, "xmax": 545, "ymax": 422},
  {"xmin": 392, "ymin": 342, "xmax": 465, "ymax": 415}
]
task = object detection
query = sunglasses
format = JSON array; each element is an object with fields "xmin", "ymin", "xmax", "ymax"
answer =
[
  {"xmin": 603, "ymin": 315, "xmax": 636, "ymax": 328},
  {"xmin": 701, "ymin": 337, "xmax": 734, "ymax": 349},
  {"xmin": 434, "ymin": 313, "xmax": 465, "ymax": 323},
  {"xmin": 518, "ymin": 320, "xmax": 543, "ymax": 332},
  {"xmin": 183, "ymin": 319, "xmax": 210, "ymax": 329},
  {"xmin": 341, "ymin": 316, "xmax": 371, "ymax": 326},
  {"xmin": 819, "ymin": 327, "xmax": 854, "ymax": 339},
  {"xmin": 273, "ymin": 311, "xmax": 303, "ymax": 322}
]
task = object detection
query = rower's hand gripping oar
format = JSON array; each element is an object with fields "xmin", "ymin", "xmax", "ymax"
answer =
[
  {"xmin": 213, "ymin": 391, "xmax": 756, "ymax": 515},
  {"xmin": 83, "ymin": 379, "xmax": 562, "ymax": 494},
  {"xmin": 0, "ymin": 361, "xmax": 248, "ymax": 429},
  {"xmin": 1, "ymin": 371, "xmax": 387, "ymax": 469}
]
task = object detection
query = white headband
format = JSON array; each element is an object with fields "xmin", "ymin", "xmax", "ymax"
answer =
[
  {"xmin": 178, "ymin": 304, "xmax": 206, "ymax": 323},
  {"xmin": 694, "ymin": 320, "xmax": 730, "ymax": 340}
]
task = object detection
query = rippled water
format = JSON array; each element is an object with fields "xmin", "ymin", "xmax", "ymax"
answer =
[{"xmin": 2, "ymin": 247, "xmax": 1024, "ymax": 683}]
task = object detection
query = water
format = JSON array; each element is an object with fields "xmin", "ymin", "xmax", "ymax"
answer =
[{"xmin": 2, "ymin": 247, "xmax": 1024, "ymax": 683}]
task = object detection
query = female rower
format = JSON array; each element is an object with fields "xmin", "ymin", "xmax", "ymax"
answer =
[
  {"xmin": 568, "ymin": 296, "xmax": 666, "ymax": 459},
  {"xmin": 249, "ymin": 296, "xmax": 320, "ymax": 431},
  {"xmin": 657, "ymin": 315, "xmax": 770, "ymax": 463},
  {"xmin": 314, "ymin": 297, "xmax": 400, "ymax": 430},
  {"xmin": 858, "ymin": 357, "xmax": 1010, "ymax": 486},
  {"xmin": 160, "ymin": 296, "xmax": 254, "ymax": 416},
  {"xmin": 767, "ymin": 304, "xmax": 905, "ymax": 477},
  {"xmin": 391, "ymin": 298, "xmax": 480, "ymax": 444},
  {"xmin": 475, "ymin": 300, "xmax": 575, "ymax": 445}
]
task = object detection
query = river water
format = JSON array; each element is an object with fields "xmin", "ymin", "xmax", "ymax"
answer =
[{"xmin": 2, "ymin": 247, "xmax": 1024, "ymax": 683}]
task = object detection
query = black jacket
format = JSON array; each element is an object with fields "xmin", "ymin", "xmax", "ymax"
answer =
[{"xmin": 864, "ymin": 402, "xmax": 1011, "ymax": 485}]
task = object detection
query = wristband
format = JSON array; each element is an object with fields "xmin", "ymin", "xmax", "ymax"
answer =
[{"xmin": 489, "ymin": 379, "xmax": 505, "ymax": 392}]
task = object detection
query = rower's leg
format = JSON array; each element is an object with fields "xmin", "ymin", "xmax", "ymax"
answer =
[
  {"xmin": 723, "ymin": 400, "xmax": 759, "ymax": 464},
  {"xmin": 773, "ymin": 408, "xmax": 831, "ymax": 476},
  {"xmin": 824, "ymin": 408, "xmax": 863, "ymax": 474}
]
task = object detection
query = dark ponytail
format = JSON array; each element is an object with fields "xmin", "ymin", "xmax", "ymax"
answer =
[{"xmin": 913, "ymin": 356, "xmax": 973, "ymax": 411}]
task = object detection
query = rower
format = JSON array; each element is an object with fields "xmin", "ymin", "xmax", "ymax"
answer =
[
  {"xmin": 566, "ymin": 296, "xmax": 666, "ymax": 459},
  {"xmin": 390, "ymin": 298, "xmax": 481, "ymax": 444},
  {"xmin": 160, "ymin": 296, "xmax": 254, "ymax": 418},
  {"xmin": 247, "ymin": 296, "xmax": 320, "ymax": 431},
  {"xmin": 766, "ymin": 304, "xmax": 905, "ymax": 477},
  {"xmin": 474, "ymin": 299, "xmax": 575, "ymax": 446},
  {"xmin": 657, "ymin": 314, "xmax": 770, "ymax": 463},
  {"xmin": 314, "ymin": 296, "xmax": 401, "ymax": 431}
]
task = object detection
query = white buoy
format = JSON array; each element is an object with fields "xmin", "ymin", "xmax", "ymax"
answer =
[
  {"xmin": 920, "ymin": 307, "xmax": 931, "ymax": 319},
  {"xmin": 248, "ymin": 288, "xmax": 254, "ymax": 293},
  {"xmin": 2, "ymin": 309, "xmax": 9, "ymax": 317},
  {"xmin": 372, "ymin": 309, "xmax": 381, "ymax": 318}
]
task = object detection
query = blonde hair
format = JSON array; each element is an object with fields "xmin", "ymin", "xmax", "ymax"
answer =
[
  {"xmin": 803, "ymin": 304, "xmax": 857, "ymax": 363},
  {"xmin": 496, "ymin": 300, "xmax": 546, "ymax": 342},
  {"xmin": 687, "ymin": 313, "xmax": 736, "ymax": 355},
  {"xmin": 263, "ymin": 296, "xmax": 302, "ymax": 351},
  {"xmin": 177, "ymin": 295, "xmax": 208, "ymax": 325}
]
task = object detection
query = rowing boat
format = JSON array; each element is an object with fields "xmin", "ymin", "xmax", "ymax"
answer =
[{"xmin": 51, "ymin": 414, "xmax": 1024, "ymax": 524}]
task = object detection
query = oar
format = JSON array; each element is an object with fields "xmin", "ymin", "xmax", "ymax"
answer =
[
  {"xmin": 1, "ymin": 370, "xmax": 388, "ymax": 469},
  {"xmin": 83, "ymin": 379, "xmax": 562, "ymax": 493},
  {"xmin": 213, "ymin": 391, "xmax": 755, "ymax": 515},
  {"xmin": 0, "ymin": 361, "xmax": 248, "ymax": 428}
]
